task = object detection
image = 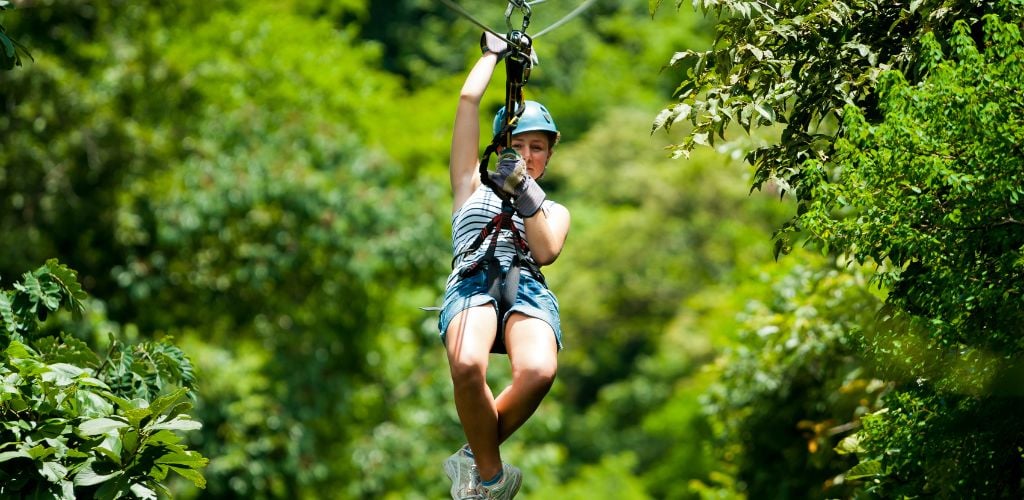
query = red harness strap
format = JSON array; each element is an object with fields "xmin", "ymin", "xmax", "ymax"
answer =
[{"xmin": 454, "ymin": 199, "xmax": 545, "ymax": 353}]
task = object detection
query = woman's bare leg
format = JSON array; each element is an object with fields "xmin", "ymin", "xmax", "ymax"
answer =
[
  {"xmin": 494, "ymin": 313, "xmax": 558, "ymax": 443},
  {"xmin": 446, "ymin": 304, "xmax": 502, "ymax": 481}
]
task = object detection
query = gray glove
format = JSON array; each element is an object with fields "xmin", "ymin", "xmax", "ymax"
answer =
[
  {"xmin": 491, "ymin": 149, "xmax": 546, "ymax": 218},
  {"xmin": 480, "ymin": 31, "xmax": 510, "ymax": 60},
  {"xmin": 481, "ymin": 31, "xmax": 539, "ymax": 66}
]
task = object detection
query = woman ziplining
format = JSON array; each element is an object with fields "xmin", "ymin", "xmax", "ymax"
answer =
[
  {"xmin": 439, "ymin": 37, "xmax": 567, "ymax": 499},
  {"xmin": 432, "ymin": 1, "xmax": 591, "ymax": 498}
]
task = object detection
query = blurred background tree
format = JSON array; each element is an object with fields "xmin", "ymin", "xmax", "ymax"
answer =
[{"xmin": 2, "ymin": 0, "xmax": 1020, "ymax": 498}]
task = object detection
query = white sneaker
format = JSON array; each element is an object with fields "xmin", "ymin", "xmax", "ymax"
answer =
[
  {"xmin": 475, "ymin": 462, "xmax": 522, "ymax": 500},
  {"xmin": 443, "ymin": 445, "xmax": 477, "ymax": 499}
]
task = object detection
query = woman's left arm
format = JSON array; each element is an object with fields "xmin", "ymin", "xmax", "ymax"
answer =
[{"xmin": 523, "ymin": 203, "xmax": 571, "ymax": 266}]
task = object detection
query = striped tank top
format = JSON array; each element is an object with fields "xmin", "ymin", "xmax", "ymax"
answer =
[{"xmin": 446, "ymin": 184, "xmax": 554, "ymax": 288}]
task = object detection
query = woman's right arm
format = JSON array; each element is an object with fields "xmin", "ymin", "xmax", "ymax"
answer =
[{"xmin": 450, "ymin": 53, "xmax": 500, "ymax": 213}]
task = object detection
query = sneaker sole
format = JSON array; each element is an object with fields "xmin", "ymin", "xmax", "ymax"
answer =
[{"xmin": 443, "ymin": 458, "xmax": 471, "ymax": 499}]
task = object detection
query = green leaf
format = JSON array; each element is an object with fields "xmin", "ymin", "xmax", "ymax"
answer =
[
  {"xmin": 44, "ymin": 259, "xmax": 88, "ymax": 317},
  {"xmin": 39, "ymin": 460, "xmax": 68, "ymax": 483},
  {"xmin": 0, "ymin": 449, "xmax": 31, "ymax": 462},
  {"xmin": 148, "ymin": 416, "xmax": 202, "ymax": 432},
  {"xmin": 35, "ymin": 334, "xmax": 100, "ymax": 368},
  {"xmin": 145, "ymin": 430, "xmax": 183, "ymax": 446},
  {"xmin": 101, "ymin": 391, "xmax": 134, "ymax": 411},
  {"xmin": 146, "ymin": 387, "xmax": 187, "ymax": 418},
  {"xmin": 0, "ymin": 31, "xmax": 14, "ymax": 61},
  {"xmin": 93, "ymin": 473, "xmax": 129, "ymax": 499},
  {"xmin": 38, "ymin": 418, "xmax": 70, "ymax": 438},
  {"xmin": 652, "ymin": 107, "xmax": 673, "ymax": 133},
  {"xmin": 845, "ymin": 459, "xmax": 883, "ymax": 480},
  {"xmin": 0, "ymin": 291, "xmax": 15, "ymax": 333},
  {"xmin": 155, "ymin": 450, "xmax": 208, "ymax": 468},
  {"xmin": 27, "ymin": 443, "xmax": 57, "ymax": 460},
  {"xmin": 76, "ymin": 389, "xmax": 115, "ymax": 416},
  {"xmin": 93, "ymin": 441, "xmax": 122, "ymax": 466},
  {"xmin": 648, "ymin": 0, "xmax": 663, "ymax": 16},
  {"xmin": 58, "ymin": 479, "xmax": 75, "ymax": 500},
  {"xmin": 78, "ymin": 417, "xmax": 129, "ymax": 436},
  {"xmin": 5, "ymin": 340, "xmax": 34, "ymax": 360},
  {"xmin": 169, "ymin": 465, "xmax": 207, "ymax": 488},
  {"xmin": 164, "ymin": 401, "xmax": 194, "ymax": 419},
  {"xmin": 122, "ymin": 406, "xmax": 153, "ymax": 429},
  {"xmin": 129, "ymin": 482, "xmax": 158, "ymax": 499},
  {"xmin": 19, "ymin": 271, "xmax": 60, "ymax": 311},
  {"xmin": 122, "ymin": 429, "xmax": 139, "ymax": 455},
  {"xmin": 42, "ymin": 363, "xmax": 87, "ymax": 387},
  {"xmin": 77, "ymin": 376, "xmax": 109, "ymax": 389}
]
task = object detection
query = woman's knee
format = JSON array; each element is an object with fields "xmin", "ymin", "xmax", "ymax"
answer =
[
  {"xmin": 448, "ymin": 354, "xmax": 488, "ymax": 387},
  {"xmin": 506, "ymin": 314, "xmax": 558, "ymax": 389},
  {"xmin": 513, "ymin": 359, "xmax": 557, "ymax": 392},
  {"xmin": 445, "ymin": 305, "xmax": 497, "ymax": 387}
]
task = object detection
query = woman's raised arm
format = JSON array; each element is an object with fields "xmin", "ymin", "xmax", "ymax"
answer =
[{"xmin": 450, "ymin": 53, "xmax": 500, "ymax": 213}]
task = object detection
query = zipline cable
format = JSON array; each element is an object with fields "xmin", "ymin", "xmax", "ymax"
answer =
[
  {"xmin": 437, "ymin": 0, "xmax": 597, "ymax": 42},
  {"xmin": 437, "ymin": 0, "xmax": 513, "ymax": 44},
  {"xmin": 532, "ymin": 0, "xmax": 597, "ymax": 39}
]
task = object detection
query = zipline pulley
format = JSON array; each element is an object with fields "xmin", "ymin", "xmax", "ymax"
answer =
[
  {"xmin": 437, "ymin": 0, "xmax": 595, "ymax": 195},
  {"xmin": 505, "ymin": 0, "xmax": 532, "ymax": 31}
]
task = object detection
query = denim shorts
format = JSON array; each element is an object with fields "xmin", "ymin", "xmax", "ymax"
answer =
[{"xmin": 438, "ymin": 269, "xmax": 563, "ymax": 353}]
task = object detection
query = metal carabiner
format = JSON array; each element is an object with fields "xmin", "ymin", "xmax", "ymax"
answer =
[
  {"xmin": 505, "ymin": 0, "xmax": 531, "ymax": 31},
  {"xmin": 504, "ymin": 30, "xmax": 533, "ymax": 76}
]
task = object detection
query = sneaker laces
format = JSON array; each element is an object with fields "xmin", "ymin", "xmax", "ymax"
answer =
[{"xmin": 458, "ymin": 465, "xmax": 486, "ymax": 500}]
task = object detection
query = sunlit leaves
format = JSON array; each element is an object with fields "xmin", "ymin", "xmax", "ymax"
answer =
[
  {"xmin": 0, "ymin": 263, "xmax": 207, "ymax": 497},
  {"xmin": 653, "ymin": 0, "xmax": 1003, "ymax": 202},
  {"xmin": 1, "ymin": 260, "xmax": 88, "ymax": 341},
  {"xmin": 79, "ymin": 417, "xmax": 130, "ymax": 436},
  {"xmin": 797, "ymin": 15, "xmax": 1024, "ymax": 353},
  {"xmin": 784, "ymin": 11, "xmax": 1024, "ymax": 497},
  {"xmin": 1, "ymin": 338, "xmax": 206, "ymax": 497}
]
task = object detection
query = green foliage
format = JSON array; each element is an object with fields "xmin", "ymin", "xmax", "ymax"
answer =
[
  {"xmin": 14, "ymin": 0, "xmax": 999, "ymax": 495},
  {"xmin": 798, "ymin": 15, "xmax": 1024, "ymax": 357},
  {"xmin": 787, "ymin": 13, "xmax": 1024, "ymax": 497},
  {"xmin": 552, "ymin": 108, "xmax": 790, "ymax": 409},
  {"xmin": 1, "ymin": 259, "xmax": 86, "ymax": 339},
  {"xmin": 529, "ymin": 453, "xmax": 651, "ymax": 499},
  {"xmin": 546, "ymin": 107, "xmax": 793, "ymax": 498},
  {"xmin": 4, "ymin": 2, "xmax": 446, "ymax": 493},
  {"xmin": 0, "ymin": 1, "xmax": 31, "ymax": 70},
  {"xmin": 855, "ymin": 389, "xmax": 1024, "ymax": 497},
  {"xmin": 702, "ymin": 257, "xmax": 884, "ymax": 498},
  {"xmin": 654, "ymin": 1, "xmax": 1024, "ymax": 497},
  {"xmin": 2, "ymin": 0, "xmax": 729, "ymax": 495},
  {"xmin": 97, "ymin": 338, "xmax": 197, "ymax": 404},
  {"xmin": 653, "ymin": 0, "xmax": 1021, "ymax": 203},
  {"xmin": 0, "ymin": 261, "xmax": 206, "ymax": 498}
]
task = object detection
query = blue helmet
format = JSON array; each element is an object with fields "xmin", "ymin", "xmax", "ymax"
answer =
[{"xmin": 492, "ymin": 100, "xmax": 560, "ymax": 144}]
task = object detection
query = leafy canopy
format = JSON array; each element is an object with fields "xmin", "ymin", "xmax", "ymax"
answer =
[{"xmin": 1, "ymin": 261, "xmax": 206, "ymax": 498}]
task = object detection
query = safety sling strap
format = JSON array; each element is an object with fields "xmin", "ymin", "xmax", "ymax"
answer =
[{"xmin": 453, "ymin": 198, "xmax": 545, "ymax": 353}]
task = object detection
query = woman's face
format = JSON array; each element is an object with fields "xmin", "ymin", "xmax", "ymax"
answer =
[{"xmin": 509, "ymin": 131, "xmax": 553, "ymax": 179}]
